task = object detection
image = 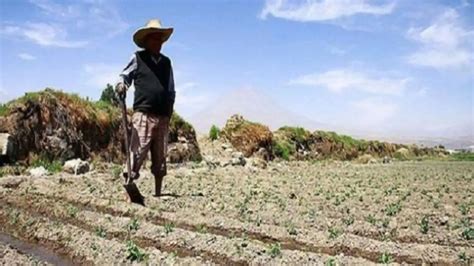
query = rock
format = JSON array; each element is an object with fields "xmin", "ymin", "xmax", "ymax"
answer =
[
  {"xmin": 440, "ymin": 216, "xmax": 449, "ymax": 226},
  {"xmin": 63, "ymin": 158, "xmax": 90, "ymax": 175},
  {"xmin": 230, "ymin": 152, "xmax": 246, "ymax": 166},
  {"xmin": 368, "ymin": 158, "xmax": 378, "ymax": 164},
  {"xmin": 168, "ymin": 142, "xmax": 197, "ymax": 163},
  {"xmin": 247, "ymin": 158, "xmax": 267, "ymax": 169},
  {"xmin": 0, "ymin": 133, "xmax": 13, "ymax": 163},
  {"xmin": 203, "ymin": 156, "xmax": 219, "ymax": 169},
  {"xmin": 29, "ymin": 166, "xmax": 48, "ymax": 177},
  {"xmin": 221, "ymin": 143, "xmax": 232, "ymax": 150},
  {"xmin": 168, "ymin": 113, "xmax": 202, "ymax": 162}
]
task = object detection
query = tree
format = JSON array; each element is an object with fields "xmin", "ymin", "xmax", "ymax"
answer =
[{"xmin": 100, "ymin": 83, "xmax": 118, "ymax": 106}]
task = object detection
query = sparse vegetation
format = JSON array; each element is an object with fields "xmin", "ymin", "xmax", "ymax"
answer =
[{"xmin": 31, "ymin": 157, "xmax": 62, "ymax": 174}]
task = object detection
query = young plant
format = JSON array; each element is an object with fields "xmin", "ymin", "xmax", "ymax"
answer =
[
  {"xmin": 286, "ymin": 223, "xmax": 298, "ymax": 236},
  {"xmin": 126, "ymin": 240, "xmax": 148, "ymax": 262},
  {"xmin": 461, "ymin": 227, "xmax": 473, "ymax": 241},
  {"xmin": 328, "ymin": 227, "xmax": 341, "ymax": 239},
  {"xmin": 366, "ymin": 214, "xmax": 377, "ymax": 225},
  {"xmin": 325, "ymin": 257, "xmax": 336, "ymax": 266},
  {"xmin": 384, "ymin": 202, "xmax": 402, "ymax": 216},
  {"xmin": 458, "ymin": 251, "xmax": 471, "ymax": 264},
  {"xmin": 420, "ymin": 216, "xmax": 429, "ymax": 234},
  {"xmin": 196, "ymin": 224, "xmax": 207, "ymax": 233},
  {"xmin": 343, "ymin": 216, "xmax": 354, "ymax": 226},
  {"xmin": 127, "ymin": 218, "xmax": 140, "ymax": 231},
  {"xmin": 164, "ymin": 222, "xmax": 175, "ymax": 234},
  {"xmin": 379, "ymin": 252, "xmax": 393, "ymax": 264},
  {"xmin": 267, "ymin": 243, "xmax": 281, "ymax": 258},
  {"xmin": 67, "ymin": 205, "xmax": 78, "ymax": 218},
  {"xmin": 459, "ymin": 203, "xmax": 470, "ymax": 215},
  {"xmin": 95, "ymin": 226, "xmax": 107, "ymax": 238}
]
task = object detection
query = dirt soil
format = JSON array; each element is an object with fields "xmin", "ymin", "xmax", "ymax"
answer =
[{"xmin": 0, "ymin": 142, "xmax": 472, "ymax": 265}]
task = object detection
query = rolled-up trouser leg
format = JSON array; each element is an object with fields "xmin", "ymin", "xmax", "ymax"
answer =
[
  {"xmin": 150, "ymin": 115, "xmax": 170, "ymax": 196},
  {"xmin": 127, "ymin": 112, "xmax": 154, "ymax": 179}
]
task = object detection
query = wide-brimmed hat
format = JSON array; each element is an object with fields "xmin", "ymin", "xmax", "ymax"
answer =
[{"xmin": 133, "ymin": 19, "xmax": 173, "ymax": 48}]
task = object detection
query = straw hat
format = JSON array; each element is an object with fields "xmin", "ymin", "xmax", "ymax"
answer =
[{"xmin": 133, "ymin": 19, "xmax": 173, "ymax": 48}]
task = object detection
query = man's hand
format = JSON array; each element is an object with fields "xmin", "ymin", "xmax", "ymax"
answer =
[{"xmin": 115, "ymin": 83, "xmax": 127, "ymax": 99}]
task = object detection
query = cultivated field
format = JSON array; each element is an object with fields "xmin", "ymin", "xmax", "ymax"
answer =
[{"xmin": 0, "ymin": 160, "xmax": 473, "ymax": 265}]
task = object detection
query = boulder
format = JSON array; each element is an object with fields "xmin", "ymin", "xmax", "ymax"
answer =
[
  {"xmin": 63, "ymin": 158, "xmax": 90, "ymax": 175},
  {"xmin": 29, "ymin": 166, "xmax": 48, "ymax": 177}
]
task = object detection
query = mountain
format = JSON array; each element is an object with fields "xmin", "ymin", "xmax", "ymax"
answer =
[{"xmin": 187, "ymin": 87, "xmax": 329, "ymax": 134}]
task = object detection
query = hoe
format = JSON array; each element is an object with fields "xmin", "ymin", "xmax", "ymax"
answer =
[{"xmin": 118, "ymin": 94, "xmax": 145, "ymax": 206}]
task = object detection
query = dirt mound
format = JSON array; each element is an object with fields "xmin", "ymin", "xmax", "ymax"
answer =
[
  {"xmin": 220, "ymin": 114, "xmax": 273, "ymax": 159},
  {"xmin": 0, "ymin": 88, "xmax": 201, "ymax": 165},
  {"xmin": 167, "ymin": 113, "xmax": 202, "ymax": 163},
  {"xmin": 274, "ymin": 129, "xmax": 447, "ymax": 161}
]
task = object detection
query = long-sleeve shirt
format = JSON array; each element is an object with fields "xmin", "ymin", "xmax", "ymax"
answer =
[{"xmin": 117, "ymin": 52, "xmax": 175, "ymax": 103}]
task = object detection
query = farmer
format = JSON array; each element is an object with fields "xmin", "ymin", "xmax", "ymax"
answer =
[{"xmin": 115, "ymin": 19, "xmax": 175, "ymax": 197}]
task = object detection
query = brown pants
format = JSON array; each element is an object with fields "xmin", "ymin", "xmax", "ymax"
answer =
[{"xmin": 129, "ymin": 111, "xmax": 170, "ymax": 179}]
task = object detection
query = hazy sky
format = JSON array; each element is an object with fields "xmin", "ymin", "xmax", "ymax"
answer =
[{"xmin": 0, "ymin": 0, "xmax": 473, "ymax": 138}]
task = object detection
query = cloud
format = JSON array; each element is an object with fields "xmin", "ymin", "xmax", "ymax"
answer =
[
  {"xmin": 406, "ymin": 9, "xmax": 473, "ymax": 69},
  {"xmin": 259, "ymin": 0, "xmax": 395, "ymax": 22},
  {"xmin": 175, "ymin": 82, "xmax": 211, "ymax": 106},
  {"xmin": 2, "ymin": 22, "xmax": 88, "ymax": 48},
  {"xmin": 1, "ymin": 0, "xmax": 128, "ymax": 48},
  {"xmin": 18, "ymin": 53, "xmax": 37, "ymax": 60},
  {"xmin": 290, "ymin": 69, "xmax": 408, "ymax": 95},
  {"xmin": 83, "ymin": 63, "xmax": 120, "ymax": 88},
  {"xmin": 351, "ymin": 97, "xmax": 398, "ymax": 125}
]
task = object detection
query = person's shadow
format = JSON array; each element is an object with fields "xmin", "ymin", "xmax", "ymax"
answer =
[{"xmin": 153, "ymin": 193, "xmax": 181, "ymax": 198}]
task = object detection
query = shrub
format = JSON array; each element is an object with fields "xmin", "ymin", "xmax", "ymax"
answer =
[
  {"xmin": 209, "ymin": 125, "xmax": 220, "ymax": 140},
  {"xmin": 274, "ymin": 140, "xmax": 293, "ymax": 160}
]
